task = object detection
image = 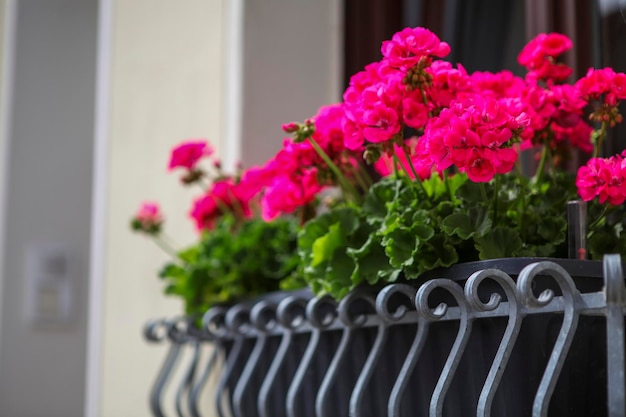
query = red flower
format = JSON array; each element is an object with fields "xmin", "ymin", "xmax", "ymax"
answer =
[
  {"xmin": 518, "ymin": 33, "xmax": 573, "ymax": 82},
  {"xmin": 577, "ymin": 156, "xmax": 626, "ymax": 205},
  {"xmin": 189, "ymin": 179, "xmax": 252, "ymax": 231},
  {"xmin": 381, "ymin": 27, "xmax": 450, "ymax": 70},
  {"xmin": 132, "ymin": 202, "xmax": 163, "ymax": 234},
  {"xmin": 168, "ymin": 140, "xmax": 213, "ymax": 171}
]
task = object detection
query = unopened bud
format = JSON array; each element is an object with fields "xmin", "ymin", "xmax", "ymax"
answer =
[
  {"xmin": 282, "ymin": 122, "xmax": 299, "ymax": 133},
  {"xmin": 181, "ymin": 168, "xmax": 204, "ymax": 185},
  {"xmin": 363, "ymin": 145, "xmax": 382, "ymax": 164}
]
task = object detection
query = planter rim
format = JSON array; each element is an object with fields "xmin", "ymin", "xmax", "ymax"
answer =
[{"xmin": 418, "ymin": 257, "xmax": 608, "ymax": 282}]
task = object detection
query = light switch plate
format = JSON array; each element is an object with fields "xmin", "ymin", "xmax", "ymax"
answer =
[{"xmin": 25, "ymin": 243, "xmax": 75, "ymax": 328}]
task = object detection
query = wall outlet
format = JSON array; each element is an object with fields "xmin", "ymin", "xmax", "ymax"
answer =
[{"xmin": 25, "ymin": 243, "xmax": 75, "ymax": 328}]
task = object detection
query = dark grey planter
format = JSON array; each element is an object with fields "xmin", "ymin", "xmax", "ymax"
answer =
[{"xmin": 145, "ymin": 256, "xmax": 626, "ymax": 417}]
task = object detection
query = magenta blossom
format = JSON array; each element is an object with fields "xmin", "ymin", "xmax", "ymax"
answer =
[
  {"xmin": 190, "ymin": 179, "xmax": 253, "ymax": 231},
  {"xmin": 576, "ymin": 67, "xmax": 626, "ymax": 107},
  {"xmin": 132, "ymin": 201, "xmax": 164, "ymax": 234},
  {"xmin": 261, "ymin": 170, "xmax": 322, "ymax": 221},
  {"xmin": 415, "ymin": 95, "xmax": 524, "ymax": 182},
  {"xmin": 577, "ymin": 155, "xmax": 626, "ymax": 205},
  {"xmin": 381, "ymin": 27, "xmax": 450, "ymax": 70},
  {"xmin": 168, "ymin": 140, "xmax": 213, "ymax": 171},
  {"xmin": 518, "ymin": 33, "xmax": 573, "ymax": 82}
]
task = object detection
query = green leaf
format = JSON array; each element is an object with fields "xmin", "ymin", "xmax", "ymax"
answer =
[
  {"xmin": 382, "ymin": 224, "xmax": 434, "ymax": 269},
  {"xmin": 311, "ymin": 223, "xmax": 344, "ymax": 266},
  {"xmin": 537, "ymin": 216, "xmax": 566, "ymax": 244},
  {"xmin": 421, "ymin": 174, "xmax": 447, "ymax": 199},
  {"xmin": 348, "ymin": 234, "xmax": 394, "ymax": 285},
  {"xmin": 441, "ymin": 206, "xmax": 491, "ymax": 239},
  {"xmin": 406, "ymin": 234, "xmax": 458, "ymax": 278},
  {"xmin": 362, "ymin": 177, "xmax": 402, "ymax": 221},
  {"xmin": 158, "ymin": 263, "xmax": 187, "ymax": 280},
  {"xmin": 474, "ymin": 226, "xmax": 523, "ymax": 258},
  {"xmin": 456, "ymin": 180, "xmax": 488, "ymax": 203}
]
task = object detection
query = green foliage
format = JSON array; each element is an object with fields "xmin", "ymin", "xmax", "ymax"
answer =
[
  {"xmin": 160, "ymin": 215, "xmax": 302, "ymax": 316},
  {"xmin": 297, "ymin": 170, "xmax": 608, "ymax": 300}
]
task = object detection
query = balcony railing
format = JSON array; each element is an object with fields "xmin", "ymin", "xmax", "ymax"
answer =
[{"xmin": 144, "ymin": 255, "xmax": 625, "ymax": 417}]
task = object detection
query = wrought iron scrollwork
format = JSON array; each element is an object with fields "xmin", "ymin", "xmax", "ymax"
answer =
[{"xmin": 145, "ymin": 256, "xmax": 625, "ymax": 417}]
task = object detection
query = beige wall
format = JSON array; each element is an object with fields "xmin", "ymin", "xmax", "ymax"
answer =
[
  {"xmin": 100, "ymin": 1, "xmax": 225, "ymax": 416},
  {"xmin": 241, "ymin": 0, "xmax": 343, "ymax": 166},
  {"xmin": 100, "ymin": 0, "xmax": 342, "ymax": 416}
]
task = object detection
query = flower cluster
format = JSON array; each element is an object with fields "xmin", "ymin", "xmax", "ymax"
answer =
[
  {"xmin": 517, "ymin": 32, "xmax": 573, "ymax": 82},
  {"xmin": 413, "ymin": 95, "xmax": 524, "ymax": 182},
  {"xmin": 577, "ymin": 152, "xmax": 626, "ymax": 205},
  {"xmin": 131, "ymin": 202, "xmax": 163, "ymax": 235},
  {"xmin": 254, "ymin": 104, "xmax": 365, "ymax": 220},
  {"xmin": 133, "ymin": 27, "xmax": 626, "ymax": 307}
]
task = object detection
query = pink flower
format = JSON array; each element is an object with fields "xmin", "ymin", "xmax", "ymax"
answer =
[
  {"xmin": 465, "ymin": 149, "xmax": 497, "ymax": 182},
  {"xmin": 415, "ymin": 95, "xmax": 522, "ymax": 182},
  {"xmin": 189, "ymin": 179, "xmax": 252, "ymax": 231},
  {"xmin": 551, "ymin": 119, "xmax": 593, "ymax": 154},
  {"xmin": 136, "ymin": 202, "xmax": 163, "ymax": 224},
  {"xmin": 518, "ymin": 33, "xmax": 573, "ymax": 82},
  {"xmin": 381, "ymin": 27, "xmax": 450, "ymax": 69},
  {"xmin": 374, "ymin": 138, "xmax": 423, "ymax": 179},
  {"xmin": 576, "ymin": 155, "xmax": 626, "ymax": 205},
  {"xmin": 132, "ymin": 202, "xmax": 163, "ymax": 234},
  {"xmin": 168, "ymin": 140, "xmax": 213, "ymax": 171},
  {"xmin": 576, "ymin": 67, "xmax": 626, "ymax": 106},
  {"xmin": 261, "ymin": 170, "xmax": 322, "ymax": 221},
  {"xmin": 281, "ymin": 122, "xmax": 299, "ymax": 133},
  {"xmin": 402, "ymin": 98, "xmax": 429, "ymax": 128},
  {"xmin": 362, "ymin": 106, "xmax": 401, "ymax": 143}
]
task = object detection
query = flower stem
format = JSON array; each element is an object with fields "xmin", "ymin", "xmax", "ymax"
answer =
[
  {"xmin": 480, "ymin": 183, "xmax": 489, "ymax": 205},
  {"xmin": 518, "ymin": 176, "xmax": 528, "ymax": 241},
  {"xmin": 357, "ymin": 161, "xmax": 374, "ymax": 187},
  {"xmin": 593, "ymin": 121, "xmax": 608, "ymax": 159},
  {"xmin": 443, "ymin": 170, "xmax": 453, "ymax": 200},
  {"xmin": 307, "ymin": 137, "xmax": 361, "ymax": 203},
  {"xmin": 533, "ymin": 145, "xmax": 549, "ymax": 184},
  {"xmin": 153, "ymin": 236, "xmax": 179, "ymax": 260},
  {"xmin": 400, "ymin": 145, "xmax": 427, "ymax": 195},
  {"xmin": 492, "ymin": 175, "xmax": 499, "ymax": 225},
  {"xmin": 352, "ymin": 165, "xmax": 370, "ymax": 192},
  {"xmin": 225, "ymin": 188, "xmax": 247, "ymax": 220},
  {"xmin": 392, "ymin": 153, "xmax": 414, "ymax": 189},
  {"xmin": 589, "ymin": 204, "xmax": 609, "ymax": 229}
]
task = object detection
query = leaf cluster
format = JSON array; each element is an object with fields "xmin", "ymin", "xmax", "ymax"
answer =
[
  {"xmin": 159, "ymin": 215, "xmax": 303, "ymax": 315},
  {"xmin": 298, "ymin": 171, "xmax": 591, "ymax": 300}
]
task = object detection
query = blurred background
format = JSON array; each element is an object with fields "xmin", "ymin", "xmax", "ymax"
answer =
[{"xmin": 0, "ymin": 1, "xmax": 623, "ymax": 416}]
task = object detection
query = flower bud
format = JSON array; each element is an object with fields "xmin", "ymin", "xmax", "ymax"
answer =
[
  {"xmin": 181, "ymin": 168, "xmax": 205, "ymax": 185},
  {"xmin": 281, "ymin": 122, "xmax": 299, "ymax": 133},
  {"xmin": 364, "ymin": 145, "xmax": 382, "ymax": 164}
]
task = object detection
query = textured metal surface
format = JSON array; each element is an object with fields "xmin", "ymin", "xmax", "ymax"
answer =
[{"xmin": 144, "ymin": 256, "xmax": 626, "ymax": 417}]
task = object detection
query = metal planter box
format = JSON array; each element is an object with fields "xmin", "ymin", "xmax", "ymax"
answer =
[{"xmin": 145, "ymin": 256, "xmax": 625, "ymax": 417}]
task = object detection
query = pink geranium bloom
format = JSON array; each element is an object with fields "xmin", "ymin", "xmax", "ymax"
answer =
[
  {"xmin": 168, "ymin": 140, "xmax": 213, "ymax": 171},
  {"xmin": 576, "ymin": 67, "xmax": 626, "ymax": 106},
  {"xmin": 135, "ymin": 202, "xmax": 163, "ymax": 228},
  {"xmin": 465, "ymin": 149, "xmax": 497, "ymax": 182},
  {"xmin": 374, "ymin": 138, "xmax": 422, "ymax": 179},
  {"xmin": 189, "ymin": 179, "xmax": 252, "ymax": 231},
  {"xmin": 261, "ymin": 170, "xmax": 323, "ymax": 221},
  {"xmin": 518, "ymin": 33, "xmax": 573, "ymax": 82},
  {"xmin": 518, "ymin": 33, "xmax": 572, "ymax": 68},
  {"xmin": 362, "ymin": 106, "xmax": 401, "ymax": 143},
  {"xmin": 381, "ymin": 27, "xmax": 450, "ymax": 69},
  {"xmin": 402, "ymin": 98, "xmax": 429, "ymax": 129},
  {"xmin": 577, "ymin": 156, "xmax": 626, "ymax": 205}
]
